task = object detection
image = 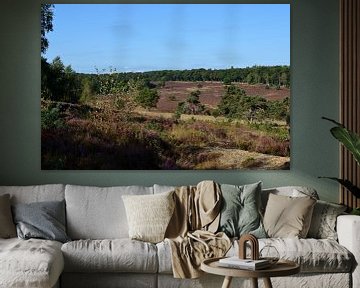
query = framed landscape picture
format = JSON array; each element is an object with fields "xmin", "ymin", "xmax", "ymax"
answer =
[{"xmin": 41, "ymin": 3, "xmax": 290, "ymax": 170}]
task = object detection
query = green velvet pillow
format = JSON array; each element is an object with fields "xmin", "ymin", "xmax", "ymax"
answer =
[{"xmin": 218, "ymin": 182, "xmax": 266, "ymax": 238}]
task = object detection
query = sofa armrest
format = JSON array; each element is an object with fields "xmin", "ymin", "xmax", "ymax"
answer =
[{"xmin": 337, "ymin": 215, "xmax": 360, "ymax": 288}]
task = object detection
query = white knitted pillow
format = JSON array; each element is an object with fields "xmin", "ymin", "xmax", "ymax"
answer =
[{"xmin": 122, "ymin": 191, "xmax": 175, "ymax": 243}]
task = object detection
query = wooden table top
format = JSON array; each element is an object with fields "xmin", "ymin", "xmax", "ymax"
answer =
[{"xmin": 201, "ymin": 257, "xmax": 300, "ymax": 278}]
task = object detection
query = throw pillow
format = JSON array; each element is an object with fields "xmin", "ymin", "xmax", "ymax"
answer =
[
  {"xmin": 0, "ymin": 194, "xmax": 17, "ymax": 238},
  {"xmin": 122, "ymin": 190, "xmax": 175, "ymax": 243},
  {"xmin": 307, "ymin": 200, "xmax": 347, "ymax": 240},
  {"xmin": 12, "ymin": 200, "xmax": 70, "ymax": 243},
  {"xmin": 260, "ymin": 186, "xmax": 319, "ymax": 214},
  {"xmin": 263, "ymin": 193, "xmax": 316, "ymax": 238},
  {"xmin": 218, "ymin": 182, "xmax": 266, "ymax": 238}
]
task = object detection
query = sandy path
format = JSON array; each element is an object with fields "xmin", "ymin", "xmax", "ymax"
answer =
[{"xmin": 177, "ymin": 147, "xmax": 290, "ymax": 170}]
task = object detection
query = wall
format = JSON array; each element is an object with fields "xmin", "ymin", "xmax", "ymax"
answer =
[{"xmin": 0, "ymin": 0, "xmax": 340, "ymax": 202}]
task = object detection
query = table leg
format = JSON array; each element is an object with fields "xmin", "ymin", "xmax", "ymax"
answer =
[
  {"xmin": 251, "ymin": 278, "xmax": 258, "ymax": 288},
  {"xmin": 221, "ymin": 276, "xmax": 233, "ymax": 288},
  {"xmin": 263, "ymin": 277, "xmax": 273, "ymax": 288}
]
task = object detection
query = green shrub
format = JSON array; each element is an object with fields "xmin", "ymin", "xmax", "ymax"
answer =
[
  {"xmin": 79, "ymin": 78, "xmax": 94, "ymax": 104},
  {"xmin": 41, "ymin": 56, "xmax": 82, "ymax": 103},
  {"xmin": 41, "ymin": 105, "xmax": 64, "ymax": 129},
  {"xmin": 134, "ymin": 87, "xmax": 159, "ymax": 109}
]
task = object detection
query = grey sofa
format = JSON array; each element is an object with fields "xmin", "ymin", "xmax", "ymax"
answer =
[{"xmin": 0, "ymin": 184, "xmax": 359, "ymax": 288}]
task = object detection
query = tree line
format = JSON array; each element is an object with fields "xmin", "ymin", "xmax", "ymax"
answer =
[
  {"xmin": 79, "ymin": 65, "xmax": 290, "ymax": 89},
  {"xmin": 134, "ymin": 65, "xmax": 289, "ymax": 87},
  {"xmin": 41, "ymin": 58, "xmax": 290, "ymax": 105}
]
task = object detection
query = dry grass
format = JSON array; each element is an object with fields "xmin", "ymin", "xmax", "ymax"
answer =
[{"xmin": 41, "ymin": 96, "xmax": 290, "ymax": 170}]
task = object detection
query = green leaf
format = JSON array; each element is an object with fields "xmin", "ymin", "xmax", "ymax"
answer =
[
  {"xmin": 330, "ymin": 127, "xmax": 360, "ymax": 165},
  {"xmin": 319, "ymin": 177, "xmax": 360, "ymax": 198},
  {"xmin": 321, "ymin": 116, "xmax": 345, "ymax": 127},
  {"xmin": 322, "ymin": 117, "xmax": 360, "ymax": 165},
  {"xmin": 351, "ymin": 208, "xmax": 360, "ymax": 215},
  {"xmin": 322, "ymin": 116, "xmax": 344, "ymax": 127}
]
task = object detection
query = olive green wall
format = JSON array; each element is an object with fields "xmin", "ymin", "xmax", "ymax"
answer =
[{"xmin": 0, "ymin": 0, "xmax": 340, "ymax": 202}]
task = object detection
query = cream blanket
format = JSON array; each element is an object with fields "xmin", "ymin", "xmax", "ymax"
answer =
[{"xmin": 165, "ymin": 181, "xmax": 231, "ymax": 278}]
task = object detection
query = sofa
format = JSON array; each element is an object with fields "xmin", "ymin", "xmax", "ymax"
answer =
[{"xmin": 0, "ymin": 183, "xmax": 359, "ymax": 288}]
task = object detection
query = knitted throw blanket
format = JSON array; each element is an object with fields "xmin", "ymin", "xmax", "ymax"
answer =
[{"xmin": 165, "ymin": 180, "xmax": 231, "ymax": 279}]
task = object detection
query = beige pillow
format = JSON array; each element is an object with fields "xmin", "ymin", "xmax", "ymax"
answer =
[
  {"xmin": 0, "ymin": 194, "xmax": 17, "ymax": 238},
  {"xmin": 122, "ymin": 191, "xmax": 175, "ymax": 243},
  {"xmin": 263, "ymin": 193, "xmax": 316, "ymax": 238}
]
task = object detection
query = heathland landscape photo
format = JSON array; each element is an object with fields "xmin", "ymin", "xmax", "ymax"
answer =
[{"xmin": 41, "ymin": 4, "xmax": 290, "ymax": 170}]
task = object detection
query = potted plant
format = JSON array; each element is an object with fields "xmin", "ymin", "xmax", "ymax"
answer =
[{"xmin": 320, "ymin": 117, "xmax": 360, "ymax": 215}]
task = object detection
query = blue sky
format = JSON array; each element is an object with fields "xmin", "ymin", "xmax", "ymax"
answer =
[{"xmin": 44, "ymin": 4, "xmax": 290, "ymax": 73}]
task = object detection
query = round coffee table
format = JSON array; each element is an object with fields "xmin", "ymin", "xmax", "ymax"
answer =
[{"xmin": 201, "ymin": 257, "xmax": 300, "ymax": 288}]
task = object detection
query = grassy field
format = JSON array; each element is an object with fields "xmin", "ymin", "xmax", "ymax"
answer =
[
  {"xmin": 157, "ymin": 81, "xmax": 290, "ymax": 112},
  {"xmin": 41, "ymin": 81, "xmax": 290, "ymax": 170}
]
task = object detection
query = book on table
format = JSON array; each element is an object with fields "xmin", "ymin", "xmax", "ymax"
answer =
[{"xmin": 218, "ymin": 257, "xmax": 271, "ymax": 270}]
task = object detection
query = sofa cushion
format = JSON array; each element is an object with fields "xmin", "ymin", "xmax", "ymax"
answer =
[
  {"xmin": 12, "ymin": 200, "xmax": 70, "ymax": 243},
  {"xmin": 0, "ymin": 194, "xmax": 16, "ymax": 238},
  {"xmin": 0, "ymin": 184, "xmax": 65, "ymax": 204},
  {"xmin": 261, "ymin": 238, "xmax": 354, "ymax": 273},
  {"xmin": 61, "ymin": 239, "xmax": 158, "ymax": 273},
  {"xmin": 233, "ymin": 238, "xmax": 353, "ymax": 273},
  {"xmin": 0, "ymin": 238, "xmax": 64, "ymax": 288},
  {"xmin": 156, "ymin": 240, "xmax": 173, "ymax": 274},
  {"xmin": 65, "ymin": 185, "xmax": 153, "ymax": 239},
  {"xmin": 307, "ymin": 200, "xmax": 347, "ymax": 240},
  {"xmin": 158, "ymin": 237, "xmax": 353, "ymax": 274},
  {"xmin": 153, "ymin": 184, "xmax": 176, "ymax": 194},
  {"xmin": 218, "ymin": 182, "xmax": 266, "ymax": 238},
  {"xmin": 261, "ymin": 186, "xmax": 319, "ymax": 213},
  {"xmin": 122, "ymin": 191, "xmax": 175, "ymax": 243},
  {"xmin": 263, "ymin": 193, "xmax": 316, "ymax": 238}
]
